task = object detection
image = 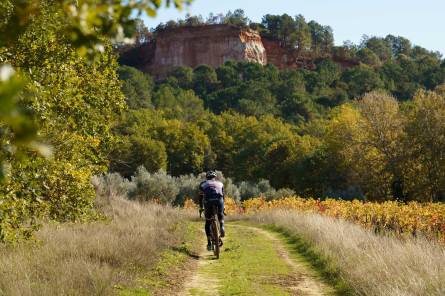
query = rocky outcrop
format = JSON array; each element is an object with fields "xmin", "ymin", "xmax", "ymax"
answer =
[
  {"xmin": 262, "ymin": 38, "xmax": 294, "ymax": 70},
  {"xmin": 137, "ymin": 24, "xmax": 356, "ymax": 77},
  {"xmin": 262, "ymin": 38, "xmax": 316, "ymax": 70},
  {"xmin": 145, "ymin": 25, "xmax": 266, "ymax": 77}
]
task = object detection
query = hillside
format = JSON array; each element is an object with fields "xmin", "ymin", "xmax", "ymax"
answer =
[{"xmin": 114, "ymin": 57, "xmax": 445, "ymax": 203}]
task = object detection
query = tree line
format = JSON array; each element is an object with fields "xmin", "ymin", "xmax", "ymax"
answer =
[{"xmin": 114, "ymin": 61, "xmax": 445, "ymax": 203}]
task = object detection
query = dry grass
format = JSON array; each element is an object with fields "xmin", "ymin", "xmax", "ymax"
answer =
[
  {"xmin": 0, "ymin": 178, "xmax": 189, "ymax": 296},
  {"xmin": 250, "ymin": 210, "xmax": 445, "ymax": 296}
]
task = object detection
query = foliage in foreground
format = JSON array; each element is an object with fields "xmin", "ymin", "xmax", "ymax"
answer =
[
  {"xmin": 0, "ymin": 2, "xmax": 125, "ymax": 242},
  {"xmin": 244, "ymin": 197, "xmax": 445, "ymax": 243},
  {"xmin": 0, "ymin": 0, "xmax": 189, "ymax": 242}
]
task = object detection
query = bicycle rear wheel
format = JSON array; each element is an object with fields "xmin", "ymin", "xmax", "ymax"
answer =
[{"xmin": 211, "ymin": 219, "xmax": 220, "ymax": 259}]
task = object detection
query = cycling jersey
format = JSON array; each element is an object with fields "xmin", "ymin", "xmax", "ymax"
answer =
[{"xmin": 199, "ymin": 179, "xmax": 224, "ymax": 200}]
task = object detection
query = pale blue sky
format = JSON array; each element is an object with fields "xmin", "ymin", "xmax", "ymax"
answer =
[{"xmin": 142, "ymin": 0, "xmax": 444, "ymax": 55}]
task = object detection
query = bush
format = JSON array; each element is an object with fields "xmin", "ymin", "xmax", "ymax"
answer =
[
  {"xmin": 239, "ymin": 179, "xmax": 295, "ymax": 201},
  {"xmin": 128, "ymin": 167, "xmax": 179, "ymax": 204},
  {"xmin": 175, "ymin": 174, "xmax": 201, "ymax": 206},
  {"xmin": 92, "ymin": 173, "xmax": 136, "ymax": 212},
  {"xmin": 264, "ymin": 188, "xmax": 296, "ymax": 200},
  {"xmin": 238, "ymin": 181, "xmax": 260, "ymax": 201},
  {"xmin": 239, "ymin": 179, "xmax": 272, "ymax": 201},
  {"xmin": 96, "ymin": 168, "xmax": 294, "ymax": 206}
]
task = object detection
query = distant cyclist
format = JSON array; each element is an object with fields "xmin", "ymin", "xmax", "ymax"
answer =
[{"xmin": 199, "ymin": 171, "xmax": 225, "ymax": 251}]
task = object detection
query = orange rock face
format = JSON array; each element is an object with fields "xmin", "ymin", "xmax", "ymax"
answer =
[
  {"xmin": 142, "ymin": 24, "xmax": 355, "ymax": 77},
  {"xmin": 146, "ymin": 25, "xmax": 267, "ymax": 77},
  {"xmin": 262, "ymin": 38, "xmax": 297, "ymax": 70}
]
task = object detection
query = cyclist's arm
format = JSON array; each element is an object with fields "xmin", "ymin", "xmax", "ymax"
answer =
[
  {"xmin": 198, "ymin": 185, "xmax": 204, "ymax": 209},
  {"xmin": 199, "ymin": 194, "xmax": 204, "ymax": 209}
]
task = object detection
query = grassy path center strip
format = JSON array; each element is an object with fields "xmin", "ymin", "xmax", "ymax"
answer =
[{"xmin": 185, "ymin": 222, "xmax": 335, "ymax": 296}]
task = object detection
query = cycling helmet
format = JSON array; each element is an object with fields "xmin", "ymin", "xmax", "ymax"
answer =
[{"xmin": 206, "ymin": 170, "xmax": 217, "ymax": 180}]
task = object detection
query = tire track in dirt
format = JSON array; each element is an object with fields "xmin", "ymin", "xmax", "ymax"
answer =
[
  {"xmin": 179, "ymin": 229, "xmax": 220, "ymax": 296},
  {"xmin": 235, "ymin": 224, "xmax": 334, "ymax": 296},
  {"xmin": 181, "ymin": 223, "xmax": 334, "ymax": 296}
]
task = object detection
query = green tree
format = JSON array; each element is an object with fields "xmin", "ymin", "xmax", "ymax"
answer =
[
  {"xmin": 153, "ymin": 84, "xmax": 207, "ymax": 122},
  {"xmin": 193, "ymin": 64, "xmax": 219, "ymax": 97},
  {"xmin": 294, "ymin": 14, "xmax": 311, "ymax": 52},
  {"xmin": 118, "ymin": 65, "xmax": 153, "ymax": 108},
  {"xmin": 1, "ymin": 2, "xmax": 126, "ymax": 240},
  {"xmin": 216, "ymin": 62, "xmax": 241, "ymax": 87},
  {"xmin": 405, "ymin": 90, "xmax": 445, "ymax": 201},
  {"xmin": 356, "ymin": 48, "xmax": 381, "ymax": 66},
  {"xmin": 326, "ymin": 92, "xmax": 406, "ymax": 200},
  {"xmin": 109, "ymin": 136, "xmax": 167, "ymax": 178},
  {"xmin": 385, "ymin": 35, "xmax": 412, "ymax": 56},
  {"xmin": 316, "ymin": 59, "xmax": 341, "ymax": 86},
  {"xmin": 168, "ymin": 66, "xmax": 194, "ymax": 89},
  {"xmin": 308, "ymin": 21, "xmax": 333, "ymax": 55},
  {"xmin": 223, "ymin": 9, "xmax": 249, "ymax": 27},
  {"xmin": 341, "ymin": 64, "xmax": 384, "ymax": 98},
  {"xmin": 261, "ymin": 14, "xmax": 296, "ymax": 48},
  {"xmin": 155, "ymin": 120, "xmax": 210, "ymax": 175},
  {"xmin": 236, "ymin": 81, "xmax": 278, "ymax": 117},
  {"xmin": 362, "ymin": 36, "xmax": 392, "ymax": 62}
]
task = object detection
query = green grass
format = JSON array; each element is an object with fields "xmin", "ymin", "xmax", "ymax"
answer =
[{"xmin": 190, "ymin": 222, "xmax": 293, "ymax": 296}]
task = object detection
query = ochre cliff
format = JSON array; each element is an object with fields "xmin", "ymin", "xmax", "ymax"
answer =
[
  {"xmin": 262, "ymin": 38, "xmax": 316, "ymax": 70},
  {"xmin": 145, "ymin": 25, "xmax": 267, "ymax": 76},
  {"xmin": 139, "ymin": 24, "xmax": 356, "ymax": 77}
]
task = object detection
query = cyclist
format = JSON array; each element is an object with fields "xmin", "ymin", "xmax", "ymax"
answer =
[{"xmin": 199, "ymin": 171, "xmax": 225, "ymax": 251}]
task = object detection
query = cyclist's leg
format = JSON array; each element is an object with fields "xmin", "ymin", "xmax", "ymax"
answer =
[{"xmin": 217, "ymin": 198, "xmax": 225, "ymax": 237}]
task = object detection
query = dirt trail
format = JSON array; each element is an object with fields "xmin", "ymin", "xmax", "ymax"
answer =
[
  {"xmin": 181, "ymin": 223, "xmax": 334, "ymax": 296},
  {"xmin": 238, "ymin": 225, "xmax": 332, "ymax": 296},
  {"xmin": 180, "ymin": 250, "xmax": 220, "ymax": 296}
]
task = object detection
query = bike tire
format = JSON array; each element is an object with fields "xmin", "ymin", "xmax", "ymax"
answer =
[{"xmin": 211, "ymin": 219, "xmax": 220, "ymax": 259}]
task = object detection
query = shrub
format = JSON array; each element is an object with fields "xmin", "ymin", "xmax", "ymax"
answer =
[
  {"xmin": 175, "ymin": 174, "xmax": 201, "ymax": 206},
  {"xmin": 92, "ymin": 173, "xmax": 136, "ymax": 212},
  {"xmin": 238, "ymin": 179, "xmax": 295, "ymax": 201},
  {"xmin": 95, "ymin": 169, "xmax": 294, "ymax": 207},
  {"xmin": 264, "ymin": 188, "xmax": 296, "ymax": 200},
  {"xmin": 238, "ymin": 181, "xmax": 262, "ymax": 201},
  {"xmin": 128, "ymin": 167, "xmax": 179, "ymax": 204}
]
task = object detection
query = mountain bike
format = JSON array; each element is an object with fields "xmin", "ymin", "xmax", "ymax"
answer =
[{"xmin": 201, "ymin": 204, "xmax": 223, "ymax": 259}]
